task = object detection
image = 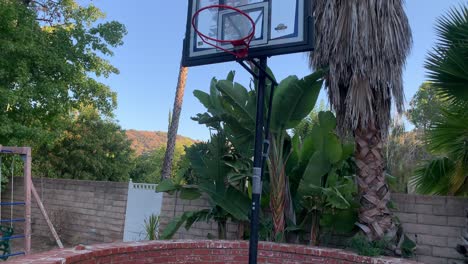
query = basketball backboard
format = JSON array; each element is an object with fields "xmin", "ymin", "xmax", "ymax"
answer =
[{"xmin": 182, "ymin": 0, "xmax": 314, "ymax": 67}]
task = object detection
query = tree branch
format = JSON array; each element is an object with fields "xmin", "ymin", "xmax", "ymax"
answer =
[{"xmin": 36, "ymin": 17, "xmax": 53, "ymax": 23}]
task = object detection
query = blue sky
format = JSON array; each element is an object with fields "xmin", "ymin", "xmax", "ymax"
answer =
[{"xmin": 92, "ymin": 0, "xmax": 467, "ymax": 141}]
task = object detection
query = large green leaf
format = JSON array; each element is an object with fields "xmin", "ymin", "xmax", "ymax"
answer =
[
  {"xmin": 160, "ymin": 210, "xmax": 213, "ymax": 239},
  {"xmin": 223, "ymin": 115, "xmax": 254, "ymax": 145},
  {"xmin": 320, "ymin": 209, "xmax": 357, "ymax": 234},
  {"xmin": 323, "ymin": 187, "xmax": 351, "ymax": 209},
  {"xmin": 201, "ymin": 185, "xmax": 250, "ymax": 221},
  {"xmin": 324, "ymin": 133, "xmax": 343, "ymax": 164},
  {"xmin": 271, "ymin": 70, "xmax": 324, "ymax": 131},
  {"xmin": 299, "ymin": 133, "xmax": 318, "ymax": 164},
  {"xmin": 160, "ymin": 211, "xmax": 193, "ymax": 239},
  {"xmin": 342, "ymin": 142, "xmax": 355, "ymax": 160},
  {"xmin": 209, "ymin": 78, "xmax": 224, "ymax": 115},
  {"xmin": 179, "ymin": 187, "xmax": 202, "ymax": 200},
  {"xmin": 308, "ymin": 125, "xmax": 324, "ymax": 153},
  {"xmin": 191, "ymin": 113, "xmax": 222, "ymax": 129},
  {"xmin": 155, "ymin": 179, "xmax": 178, "ymax": 193},
  {"xmin": 298, "ymin": 151, "xmax": 331, "ymax": 194},
  {"xmin": 226, "ymin": 71, "xmax": 235, "ymax": 82},
  {"xmin": 318, "ymin": 111, "xmax": 337, "ymax": 130},
  {"xmin": 185, "ymin": 209, "xmax": 212, "ymax": 230},
  {"xmin": 193, "ymin": 90, "xmax": 213, "ymax": 111},
  {"xmin": 216, "ymin": 80, "xmax": 255, "ymax": 123}
]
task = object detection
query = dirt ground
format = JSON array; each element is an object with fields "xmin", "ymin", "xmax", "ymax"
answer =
[{"xmin": 6, "ymin": 236, "xmax": 68, "ymax": 261}]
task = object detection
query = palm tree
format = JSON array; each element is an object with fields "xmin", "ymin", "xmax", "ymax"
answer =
[
  {"xmin": 411, "ymin": 5, "xmax": 468, "ymax": 196},
  {"xmin": 309, "ymin": 0, "xmax": 412, "ymax": 240},
  {"xmin": 161, "ymin": 63, "xmax": 189, "ymax": 180}
]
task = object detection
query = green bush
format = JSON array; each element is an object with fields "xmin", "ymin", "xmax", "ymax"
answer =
[{"xmin": 348, "ymin": 234, "xmax": 389, "ymax": 257}]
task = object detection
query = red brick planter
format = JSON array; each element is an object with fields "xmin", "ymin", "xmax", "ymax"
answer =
[{"xmin": 9, "ymin": 240, "xmax": 419, "ymax": 264}]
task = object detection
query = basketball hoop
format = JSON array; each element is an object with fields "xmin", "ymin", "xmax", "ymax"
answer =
[{"xmin": 192, "ymin": 5, "xmax": 256, "ymax": 59}]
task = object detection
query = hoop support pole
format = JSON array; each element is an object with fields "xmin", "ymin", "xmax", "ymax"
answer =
[
  {"xmin": 247, "ymin": 57, "xmax": 268, "ymax": 264},
  {"xmin": 23, "ymin": 148, "xmax": 32, "ymax": 255},
  {"xmin": 239, "ymin": 57, "xmax": 277, "ymax": 264}
]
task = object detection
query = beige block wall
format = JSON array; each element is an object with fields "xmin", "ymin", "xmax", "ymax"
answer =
[
  {"xmin": 159, "ymin": 192, "xmax": 240, "ymax": 240},
  {"xmin": 392, "ymin": 193, "xmax": 467, "ymax": 264},
  {"xmin": 1, "ymin": 177, "xmax": 128, "ymax": 246}
]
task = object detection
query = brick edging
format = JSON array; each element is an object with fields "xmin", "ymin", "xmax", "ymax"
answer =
[{"xmin": 9, "ymin": 240, "xmax": 420, "ymax": 264}]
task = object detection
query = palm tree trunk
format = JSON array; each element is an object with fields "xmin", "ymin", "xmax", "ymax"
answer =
[
  {"xmin": 218, "ymin": 219, "xmax": 227, "ymax": 240},
  {"xmin": 161, "ymin": 63, "xmax": 189, "ymax": 180},
  {"xmin": 355, "ymin": 122, "xmax": 394, "ymax": 240}
]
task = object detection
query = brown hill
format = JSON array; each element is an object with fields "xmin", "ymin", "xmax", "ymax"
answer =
[{"xmin": 126, "ymin": 130, "xmax": 197, "ymax": 156}]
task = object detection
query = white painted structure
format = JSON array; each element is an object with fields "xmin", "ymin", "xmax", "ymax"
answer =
[{"xmin": 123, "ymin": 180, "xmax": 163, "ymax": 242}]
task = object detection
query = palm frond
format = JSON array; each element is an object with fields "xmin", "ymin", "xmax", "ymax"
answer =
[
  {"xmin": 426, "ymin": 106, "xmax": 468, "ymax": 157},
  {"xmin": 450, "ymin": 159, "xmax": 468, "ymax": 195},
  {"xmin": 411, "ymin": 157, "xmax": 453, "ymax": 195},
  {"xmin": 425, "ymin": 5, "xmax": 468, "ymax": 106},
  {"xmin": 411, "ymin": 106, "xmax": 468, "ymax": 195}
]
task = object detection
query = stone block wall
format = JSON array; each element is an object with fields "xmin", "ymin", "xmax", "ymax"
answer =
[
  {"xmin": 160, "ymin": 192, "xmax": 467, "ymax": 264},
  {"xmin": 1, "ymin": 177, "xmax": 128, "ymax": 246},
  {"xmin": 392, "ymin": 194, "xmax": 467, "ymax": 264},
  {"xmin": 159, "ymin": 192, "xmax": 239, "ymax": 240}
]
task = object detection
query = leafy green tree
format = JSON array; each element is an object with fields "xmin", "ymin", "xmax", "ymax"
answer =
[
  {"xmin": 385, "ymin": 121, "xmax": 429, "ymax": 193},
  {"xmin": 411, "ymin": 5, "xmax": 468, "ymax": 196},
  {"xmin": 0, "ymin": 0, "xmax": 127, "ymax": 175},
  {"xmin": 130, "ymin": 143, "xmax": 189, "ymax": 184},
  {"xmin": 407, "ymin": 83, "xmax": 449, "ymax": 130},
  {"xmin": 38, "ymin": 106, "xmax": 134, "ymax": 181}
]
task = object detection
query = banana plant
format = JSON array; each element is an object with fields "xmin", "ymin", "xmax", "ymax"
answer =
[
  {"xmin": 192, "ymin": 70, "xmax": 325, "ymax": 240},
  {"xmin": 266, "ymin": 70, "xmax": 325, "ymax": 240},
  {"xmin": 156, "ymin": 132, "xmax": 251, "ymax": 239},
  {"xmin": 287, "ymin": 111, "xmax": 358, "ymax": 245}
]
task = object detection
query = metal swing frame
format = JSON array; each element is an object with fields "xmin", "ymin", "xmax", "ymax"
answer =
[
  {"xmin": 0, "ymin": 147, "xmax": 32, "ymax": 258},
  {"xmin": 0, "ymin": 146, "xmax": 63, "ymax": 260}
]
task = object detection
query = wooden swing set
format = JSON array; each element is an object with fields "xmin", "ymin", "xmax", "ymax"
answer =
[{"xmin": 0, "ymin": 146, "xmax": 63, "ymax": 260}]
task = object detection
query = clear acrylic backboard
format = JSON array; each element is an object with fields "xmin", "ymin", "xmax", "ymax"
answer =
[{"xmin": 182, "ymin": 0, "xmax": 314, "ymax": 67}]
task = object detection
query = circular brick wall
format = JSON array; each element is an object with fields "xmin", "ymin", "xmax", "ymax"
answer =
[{"xmin": 9, "ymin": 240, "xmax": 418, "ymax": 264}]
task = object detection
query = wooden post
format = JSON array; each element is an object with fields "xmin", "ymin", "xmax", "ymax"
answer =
[
  {"xmin": 31, "ymin": 183, "xmax": 63, "ymax": 249},
  {"xmin": 23, "ymin": 148, "xmax": 32, "ymax": 255}
]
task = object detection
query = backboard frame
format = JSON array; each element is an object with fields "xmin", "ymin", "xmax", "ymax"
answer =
[{"xmin": 182, "ymin": 0, "xmax": 314, "ymax": 67}]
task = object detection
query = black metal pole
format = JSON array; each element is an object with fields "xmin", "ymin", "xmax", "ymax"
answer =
[{"xmin": 248, "ymin": 57, "xmax": 267, "ymax": 264}]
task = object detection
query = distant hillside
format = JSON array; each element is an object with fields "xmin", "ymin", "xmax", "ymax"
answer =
[{"xmin": 126, "ymin": 130, "xmax": 197, "ymax": 156}]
